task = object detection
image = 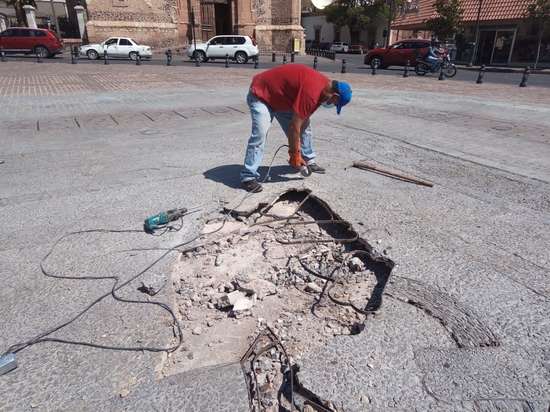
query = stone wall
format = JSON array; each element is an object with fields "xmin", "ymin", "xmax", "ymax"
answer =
[
  {"xmin": 86, "ymin": 0, "xmax": 179, "ymax": 47},
  {"xmin": 85, "ymin": 0, "xmax": 303, "ymax": 51},
  {"xmin": 252, "ymin": 0, "xmax": 303, "ymax": 53}
]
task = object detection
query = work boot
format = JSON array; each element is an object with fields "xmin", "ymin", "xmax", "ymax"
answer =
[
  {"xmin": 308, "ymin": 163, "xmax": 326, "ymax": 174},
  {"xmin": 241, "ymin": 179, "xmax": 263, "ymax": 193}
]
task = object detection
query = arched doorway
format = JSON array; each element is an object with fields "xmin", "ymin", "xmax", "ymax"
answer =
[{"xmin": 200, "ymin": 0, "xmax": 232, "ymax": 40}]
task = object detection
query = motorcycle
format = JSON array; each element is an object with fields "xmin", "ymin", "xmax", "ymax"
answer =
[{"xmin": 415, "ymin": 54, "xmax": 457, "ymax": 78}]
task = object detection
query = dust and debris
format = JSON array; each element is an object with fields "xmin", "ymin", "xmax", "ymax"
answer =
[{"xmin": 164, "ymin": 191, "xmax": 392, "ymax": 384}]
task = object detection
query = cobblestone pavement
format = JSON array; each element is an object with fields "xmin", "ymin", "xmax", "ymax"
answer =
[{"xmin": 0, "ymin": 62, "xmax": 549, "ymax": 411}]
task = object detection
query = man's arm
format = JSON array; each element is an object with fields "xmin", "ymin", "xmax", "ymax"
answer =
[
  {"xmin": 288, "ymin": 114, "xmax": 307, "ymax": 168},
  {"xmin": 288, "ymin": 114, "xmax": 304, "ymax": 153}
]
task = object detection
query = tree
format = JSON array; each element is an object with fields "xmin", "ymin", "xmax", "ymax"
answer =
[
  {"xmin": 324, "ymin": 0, "xmax": 372, "ymax": 44},
  {"xmin": 5, "ymin": 0, "xmax": 37, "ymax": 26},
  {"xmin": 381, "ymin": 0, "xmax": 406, "ymax": 46},
  {"xmin": 525, "ymin": 0, "xmax": 550, "ymax": 69},
  {"xmin": 425, "ymin": 0, "xmax": 464, "ymax": 41},
  {"xmin": 323, "ymin": 0, "xmax": 404, "ymax": 46}
]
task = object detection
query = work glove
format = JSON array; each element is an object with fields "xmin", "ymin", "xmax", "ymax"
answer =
[{"xmin": 289, "ymin": 151, "xmax": 306, "ymax": 169}]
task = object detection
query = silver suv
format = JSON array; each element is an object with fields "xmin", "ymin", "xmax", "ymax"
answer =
[{"xmin": 186, "ymin": 35, "xmax": 259, "ymax": 64}]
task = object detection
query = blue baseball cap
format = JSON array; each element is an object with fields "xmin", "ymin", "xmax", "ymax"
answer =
[{"xmin": 335, "ymin": 81, "xmax": 352, "ymax": 115}]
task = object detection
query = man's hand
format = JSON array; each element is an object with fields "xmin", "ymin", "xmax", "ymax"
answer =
[{"xmin": 289, "ymin": 151, "xmax": 306, "ymax": 169}]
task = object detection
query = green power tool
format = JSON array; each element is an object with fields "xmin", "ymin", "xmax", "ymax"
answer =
[{"xmin": 144, "ymin": 208, "xmax": 188, "ymax": 233}]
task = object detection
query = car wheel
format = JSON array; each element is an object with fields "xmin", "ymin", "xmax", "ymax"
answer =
[
  {"xmin": 34, "ymin": 46, "xmax": 49, "ymax": 59},
  {"xmin": 87, "ymin": 50, "xmax": 99, "ymax": 60},
  {"xmin": 193, "ymin": 50, "xmax": 207, "ymax": 63},
  {"xmin": 129, "ymin": 51, "xmax": 139, "ymax": 61},
  {"xmin": 235, "ymin": 51, "xmax": 248, "ymax": 64},
  {"xmin": 370, "ymin": 56, "xmax": 383, "ymax": 69}
]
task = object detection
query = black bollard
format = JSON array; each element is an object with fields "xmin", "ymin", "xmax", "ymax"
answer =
[
  {"xmin": 194, "ymin": 53, "xmax": 200, "ymax": 67},
  {"xmin": 225, "ymin": 53, "xmax": 229, "ymax": 68},
  {"xmin": 254, "ymin": 55, "xmax": 259, "ymax": 69},
  {"xmin": 476, "ymin": 64, "xmax": 485, "ymax": 84},
  {"xmin": 283, "ymin": 54, "xmax": 287, "ymax": 64},
  {"xmin": 290, "ymin": 52, "xmax": 295, "ymax": 63},
  {"xmin": 403, "ymin": 60, "xmax": 409, "ymax": 78},
  {"xmin": 166, "ymin": 49, "xmax": 172, "ymax": 66},
  {"xmin": 438, "ymin": 63, "xmax": 445, "ymax": 80},
  {"xmin": 272, "ymin": 52, "xmax": 276, "ymax": 63},
  {"xmin": 332, "ymin": 51, "xmax": 336, "ymax": 61},
  {"xmin": 519, "ymin": 66, "xmax": 530, "ymax": 87},
  {"xmin": 136, "ymin": 52, "xmax": 142, "ymax": 65},
  {"xmin": 341, "ymin": 59, "xmax": 346, "ymax": 74},
  {"xmin": 371, "ymin": 62, "xmax": 377, "ymax": 75},
  {"xmin": 71, "ymin": 47, "xmax": 77, "ymax": 64},
  {"xmin": 36, "ymin": 50, "xmax": 42, "ymax": 63},
  {"xmin": 104, "ymin": 50, "xmax": 109, "ymax": 65},
  {"xmin": 1, "ymin": 48, "xmax": 6, "ymax": 62},
  {"xmin": 313, "ymin": 56, "xmax": 318, "ymax": 70}
]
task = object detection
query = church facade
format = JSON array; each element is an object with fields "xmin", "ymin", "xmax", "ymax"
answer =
[{"xmin": 85, "ymin": 0, "xmax": 304, "ymax": 52}]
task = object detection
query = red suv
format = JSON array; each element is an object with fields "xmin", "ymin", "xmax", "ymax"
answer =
[
  {"xmin": 0, "ymin": 27, "xmax": 63, "ymax": 58},
  {"xmin": 364, "ymin": 39, "xmax": 431, "ymax": 69}
]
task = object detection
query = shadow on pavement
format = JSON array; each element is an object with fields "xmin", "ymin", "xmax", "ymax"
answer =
[{"xmin": 203, "ymin": 164, "xmax": 303, "ymax": 189}]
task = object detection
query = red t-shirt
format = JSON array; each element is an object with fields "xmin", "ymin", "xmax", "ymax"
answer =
[{"xmin": 250, "ymin": 64, "xmax": 330, "ymax": 119}]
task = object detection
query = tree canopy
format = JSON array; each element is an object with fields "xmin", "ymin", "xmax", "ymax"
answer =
[
  {"xmin": 323, "ymin": 0, "xmax": 404, "ymax": 44},
  {"xmin": 425, "ymin": 0, "xmax": 464, "ymax": 40}
]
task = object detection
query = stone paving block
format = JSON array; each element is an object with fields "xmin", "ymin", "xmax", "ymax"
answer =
[
  {"xmin": 142, "ymin": 110, "xmax": 187, "ymax": 124},
  {"xmin": 76, "ymin": 114, "xmax": 118, "ymax": 129},
  {"xmin": 174, "ymin": 107, "xmax": 212, "ymax": 119},
  {"xmin": 37, "ymin": 116, "xmax": 79, "ymax": 132},
  {"xmin": 111, "ymin": 112, "xmax": 154, "ymax": 127},
  {"xmin": 88, "ymin": 363, "xmax": 249, "ymax": 411},
  {"xmin": 5, "ymin": 119, "xmax": 37, "ymax": 132},
  {"xmin": 415, "ymin": 347, "xmax": 550, "ymax": 402}
]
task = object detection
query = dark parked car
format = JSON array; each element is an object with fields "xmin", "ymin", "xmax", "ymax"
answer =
[
  {"xmin": 0, "ymin": 27, "xmax": 63, "ymax": 58},
  {"xmin": 364, "ymin": 39, "xmax": 431, "ymax": 69}
]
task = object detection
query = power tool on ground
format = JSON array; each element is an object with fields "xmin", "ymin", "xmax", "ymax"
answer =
[{"xmin": 144, "ymin": 208, "xmax": 188, "ymax": 233}]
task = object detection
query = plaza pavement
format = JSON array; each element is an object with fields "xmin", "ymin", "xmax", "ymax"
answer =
[{"xmin": 1, "ymin": 61, "xmax": 549, "ymax": 411}]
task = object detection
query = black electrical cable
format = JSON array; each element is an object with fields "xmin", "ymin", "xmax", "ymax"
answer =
[
  {"xmin": 2, "ymin": 229, "xmax": 201, "ymax": 356},
  {"xmin": 2, "ymin": 144, "xmax": 292, "ymax": 358}
]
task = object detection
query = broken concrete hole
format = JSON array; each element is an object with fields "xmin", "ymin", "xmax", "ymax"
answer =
[{"xmin": 167, "ymin": 189, "xmax": 394, "ymax": 411}]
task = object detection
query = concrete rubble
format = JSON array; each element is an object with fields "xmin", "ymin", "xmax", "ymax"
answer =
[{"xmin": 164, "ymin": 190, "xmax": 393, "ymax": 410}]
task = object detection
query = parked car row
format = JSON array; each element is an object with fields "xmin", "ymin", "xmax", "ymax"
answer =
[
  {"xmin": 0, "ymin": 28, "xmax": 259, "ymax": 64},
  {"xmin": 0, "ymin": 28, "xmax": 446, "ymax": 73}
]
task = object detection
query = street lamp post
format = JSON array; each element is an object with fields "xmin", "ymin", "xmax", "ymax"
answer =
[{"xmin": 469, "ymin": 0, "xmax": 483, "ymax": 66}]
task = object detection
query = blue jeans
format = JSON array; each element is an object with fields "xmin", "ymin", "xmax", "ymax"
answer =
[
  {"xmin": 425, "ymin": 55, "xmax": 439, "ymax": 71},
  {"xmin": 240, "ymin": 91, "xmax": 317, "ymax": 182}
]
